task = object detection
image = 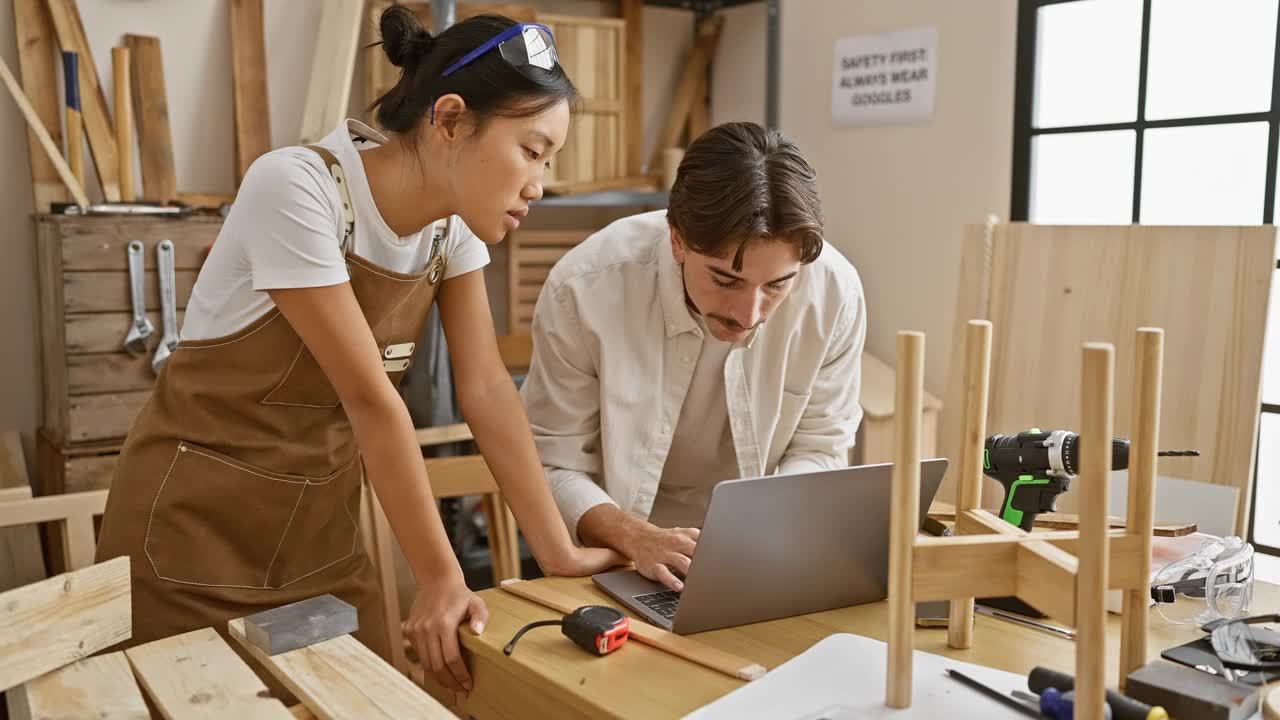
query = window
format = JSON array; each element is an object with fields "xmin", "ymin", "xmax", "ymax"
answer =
[{"xmin": 1011, "ymin": 0, "xmax": 1280, "ymax": 555}]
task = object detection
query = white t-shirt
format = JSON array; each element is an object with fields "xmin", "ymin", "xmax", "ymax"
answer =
[
  {"xmin": 647, "ymin": 315, "xmax": 740, "ymax": 530},
  {"xmin": 182, "ymin": 119, "xmax": 490, "ymax": 341}
]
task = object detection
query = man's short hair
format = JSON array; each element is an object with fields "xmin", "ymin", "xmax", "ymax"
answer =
[{"xmin": 666, "ymin": 122, "xmax": 824, "ymax": 271}]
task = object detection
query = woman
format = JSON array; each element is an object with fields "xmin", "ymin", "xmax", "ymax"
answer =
[{"xmin": 94, "ymin": 7, "xmax": 621, "ymax": 694}]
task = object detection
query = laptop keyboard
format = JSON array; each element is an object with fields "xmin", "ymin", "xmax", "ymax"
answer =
[{"xmin": 634, "ymin": 590, "xmax": 682, "ymax": 619}]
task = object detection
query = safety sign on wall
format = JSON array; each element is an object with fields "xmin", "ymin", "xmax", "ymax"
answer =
[{"xmin": 831, "ymin": 26, "xmax": 938, "ymax": 128}]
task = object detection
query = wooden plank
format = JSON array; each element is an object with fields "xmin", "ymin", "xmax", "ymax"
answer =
[
  {"xmin": 0, "ymin": 56, "xmax": 89, "ymax": 206},
  {"xmin": 500, "ymin": 578, "xmax": 765, "ymax": 681},
  {"xmin": 67, "ymin": 352, "xmax": 156, "ymax": 394},
  {"xmin": 543, "ymin": 175, "xmax": 655, "ymax": 196},
  {"xmin": 37, "ymin": 221, "xmax": 71, "ymax": 446},
  {"xmin": 1015, "ymin": 541, "xmax": 1078, "ymax": 625},
  {"xmin": 112, "ymin": 47, "xmax": 136, "ymax": 202},
  {"xmin": 124, "ymin": 34, "xmax": 176, "ymax": 203},
  {"xmin": 13, "ymin": 0, "xmax": 71, "ymax": 211},
  {"xmin": 45, "ymin": 0, "xmax": 121, "ymax": 201},
  {"xmin": 497, "ymin": 334, "xmax": 532, "ymax": 371},
  {"xmin": 58, "ymin": 222, "xmax": 219, "ymax": 270},
  {"xmin": 424, "ymin": 455, "xmax": 497, "ymax": 497},
  {"xmin": 177, "ymin": 191, "xmax": 236, "ymax": 208},
  {"xmin": 126, "ymin": 627, "xmax": 294, "ymax": 719},
  {"xmin": 67, "ymin": 310, "xmax": 185, "ymax": 353},
  {"xmin": 930, "ymin": 505, "xmax": 1196, "ymax": 537},
  {"xmin": 64, "ymin": 269, "xmax": 198, "ymax": 313},
  {"xmin": 518, "ymin": 247, "xmax": 573, "ymax": 265},
  {"xmin": 0, "ymin": 556, "xmax": 130, "ymax": 693},
  {"xmin": 228, "ymin": 616, "xmax": 456, "ymax": 720},
  {"xmin": 6, "ymin": 651, "xmax": 149, "ymax": 720},
  {"xmin": 648, "ymin": 15, "xmax": 724, "ymax": 176},
  {"xmin": 911, "ymin": 535, "xmax": 1021, "ymax": 601},
  {"xmin": 0, "ymin": 490, "xmax": 108, "ymax": 529},
  {"xmin": 518, "ymin": 265, "xmax": 551, "ymax": 286},
  {"xmin": 230, "ymin": 0, "xmax": 272, "ymax": 185},
  {"xmin": 60, "ymin": 451, "xmax": 119, "ymax": 493},
  {"xmin": 939, "ymin": 225, "xmax": 1277, "ymax": 535},
  {"xmin": 621, "ymin": 0, "xmax": 643, "ymax": 175},
  {"xmin": 0, "ymin": 432, "xmax": 45, "ymax": 592},
  {"xmin": 415, "ymin": 423, "xmax": 474, "ymax": 447},
  {"xmin": 67, "ymin": 391, "xmax": 150, "ymax": 443},
  {"xmin": 510, "ymin": 230, "xmax": 591, "ymax": 247},
  {"xmin": 298, "ymin": 0, "xmax": 364, "ymax": 144}
]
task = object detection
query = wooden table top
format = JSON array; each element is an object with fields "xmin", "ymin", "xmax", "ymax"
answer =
[{"xmin": 430, "ymin": 576, "xmax": 1280, "ymax": 719}]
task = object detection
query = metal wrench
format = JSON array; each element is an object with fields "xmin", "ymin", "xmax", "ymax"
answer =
[
  {"xmin": 151, "ymin": 239, "xmax": 179, "ymax": 373},
  {"xmin": 123, "ymin": 240, "xmax": 154, "ymax": 355}
]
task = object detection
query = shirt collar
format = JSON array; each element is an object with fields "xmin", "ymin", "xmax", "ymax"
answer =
[{"xmin": 658, "ymin": 229, "xmax": 702, "ymax": 339}]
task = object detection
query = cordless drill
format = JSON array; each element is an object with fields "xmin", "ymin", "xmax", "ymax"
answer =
[{"xmin": 984, "ymin": 429, "xmax": 1198, "ymax": 531}]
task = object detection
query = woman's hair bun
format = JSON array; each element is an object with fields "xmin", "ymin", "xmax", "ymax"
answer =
[{"xmin": 381, "ymin": 6, "xmax": 434, "ymax": 68}]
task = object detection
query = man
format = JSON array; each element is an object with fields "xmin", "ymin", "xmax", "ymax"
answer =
[{"xmin": 521, "ymin": 122, "xmax": 866, "ymax": 592}]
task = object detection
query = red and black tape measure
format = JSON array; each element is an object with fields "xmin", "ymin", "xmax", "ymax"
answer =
[{"xmin": 504, "ymin": 605, "xmax": 630, "ymax": 657}]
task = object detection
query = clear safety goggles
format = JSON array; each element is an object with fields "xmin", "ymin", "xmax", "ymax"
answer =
[
  {"xmin": 1151, "ymin": 534, "xmax": 1254, "ymax": 626},
  {"xmin": 441, "ymin": 23, "xmax": 560, "ymax": 79}
]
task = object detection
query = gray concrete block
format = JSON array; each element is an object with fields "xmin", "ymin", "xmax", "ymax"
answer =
[{"xmin": 244, "ymin": 594, "xmax": 359, "ymax": 656}]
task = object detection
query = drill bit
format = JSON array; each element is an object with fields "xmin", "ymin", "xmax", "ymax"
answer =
[{"xmin": 1157, "ymin": 450, "xmax": 1200, "ymax": 457}]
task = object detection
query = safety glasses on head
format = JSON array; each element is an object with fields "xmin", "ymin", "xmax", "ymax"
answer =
[{"xmin": 441, "ymin": 23, "xmax": 559, "ymax": 79}]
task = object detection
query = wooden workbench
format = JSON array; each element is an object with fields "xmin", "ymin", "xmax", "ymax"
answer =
[{"xmin": 423, "ymin": 576, "xmax": 1280, "ymax": 719}]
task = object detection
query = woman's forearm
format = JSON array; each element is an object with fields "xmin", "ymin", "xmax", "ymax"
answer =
[
  {"xmin": 461, "ymin": 376, "xmax": 576, "ymax": 571},
  {"xmin": 347, "ymin": 387, "xmax": 462, "ymax": 585}
]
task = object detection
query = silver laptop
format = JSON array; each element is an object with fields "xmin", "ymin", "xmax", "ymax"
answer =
[{"xmin": 592, "ymin": 459, "xmax": 948, "ymax": 635}]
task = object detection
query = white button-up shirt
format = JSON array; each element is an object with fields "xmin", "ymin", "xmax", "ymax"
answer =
[{"xmin": 520, "ymin": 210, "xmax": 867, "ymax": 540}]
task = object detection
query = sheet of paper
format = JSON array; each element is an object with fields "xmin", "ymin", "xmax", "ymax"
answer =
[
  {"xmin": 684, "ymin": 632, "xmax": 1265, "ymax": 719},
  {"xmin": 683, "ymin": 633, "xmax": 1037, "ymax": 720}
]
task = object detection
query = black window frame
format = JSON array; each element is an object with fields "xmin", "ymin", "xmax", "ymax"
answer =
[{"xmin": 1011, "ymin": 0, "xmax": 1280, "ymax": 555}]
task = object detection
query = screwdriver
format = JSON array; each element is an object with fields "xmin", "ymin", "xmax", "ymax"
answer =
[{"xmin": 1029, "ymin": 666, "xmax": 1168, "ymax": 720}]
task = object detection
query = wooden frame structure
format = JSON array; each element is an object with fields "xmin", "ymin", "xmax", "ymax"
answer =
[{"xmin": 886, "ymin": 320, "xmax": 1164, "ymax": 718}]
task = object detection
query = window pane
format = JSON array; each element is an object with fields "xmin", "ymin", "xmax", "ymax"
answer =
[
  {"xmin": 1145, "ymin": 0, "xmax": 1279, "ymax": 120},
  {"xmin": 1139, "ymin": 123, "xmax": 1269, "ymax": 224},
  {"xmin": 1264, "ymin": 269, "xmax": 1280, "ymax": 405},
  {"xmin": 1030, "ymin": 130, "xmax": 1136, "ymax": 224},
  {"xmin": 1034, "ymin": 0, "xmax": 1143, "ymax": 128},
  {"xmin": 1254, "ymin": 413, "xmax": 1280, "ymax": 548}
]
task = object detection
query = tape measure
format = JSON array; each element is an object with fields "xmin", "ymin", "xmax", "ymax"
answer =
[{"xmin": 504, "ymin": 606, "xmax": 630, "ymax": 657}]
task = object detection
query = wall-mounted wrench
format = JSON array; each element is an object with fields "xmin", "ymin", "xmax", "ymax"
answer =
[
  {"xmin": 123, "ymin": 240, "xmax": 154, "ymax": 355},
  {"xmin": 151, "ymin": 239, "xmax": 179, "ymax": 373}
]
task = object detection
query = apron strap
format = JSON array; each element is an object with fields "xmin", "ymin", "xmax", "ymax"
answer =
[{"xmin": 304, "ymin": 145, "xmax": 356, "ymax": 254}]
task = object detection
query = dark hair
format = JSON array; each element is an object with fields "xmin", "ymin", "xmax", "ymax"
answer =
[
  {"xmin": 667, "ymin": 122, "xmax": 824, "ymax": 271},
  {"xmin": 372, "ymin": 7, "xmax": 579, "ymax": 136}
]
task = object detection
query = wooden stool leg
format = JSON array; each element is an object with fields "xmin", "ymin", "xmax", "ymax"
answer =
[
  {"xmin": 481, "ymin": 495, "xmax": 505, "ymax": 587},
  {"xmin": 1120, "ymin": 328, "xmax": 1162, "ymax": 690},
  {"xmin": 496, "ymin": 499, "xmax": 521, "ymax": 581},
  {"xmin": 948, "ymin": 320, "xmax": 992, "ymax": 649},
  {"xmin": 1078, "ymin": 343, "xmax": 1114, "ymax": 720},
  {"xmin": 887, "ymin": 331, "xmax": 925, "ymax": 709},
  {"xmin": 359, "ymin": 479, "xmax": 407, "ymax": 674}
]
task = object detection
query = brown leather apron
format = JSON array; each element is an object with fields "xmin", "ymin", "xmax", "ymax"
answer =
[{"xmin": 95, "ymin": 145, "xmax": 447, "ymax": 668}]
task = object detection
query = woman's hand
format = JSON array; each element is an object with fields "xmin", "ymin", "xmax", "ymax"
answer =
[
  {"xmin": 402, "ymin": 575, "xmax": 489, "ymax": 694},
  {"xmin": 537, "ymin": 544, "xmax": 628, "ymax": 577}
]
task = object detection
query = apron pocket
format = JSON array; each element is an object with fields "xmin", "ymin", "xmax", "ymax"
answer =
[
  {"xmin": 261, "ymin": 343, "xmax": 341, "ymax": 408},
  {"xmin": 266, "ymin": 456, "xmax": 362, "ymax": 588},
  {"xmin": 144, "ymin": 441, "xmax": 325, "ymax": 589}
]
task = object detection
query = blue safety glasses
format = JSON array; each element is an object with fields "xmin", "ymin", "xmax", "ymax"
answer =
[{"xmin": 441, "ymin": 23, "xmax": 560, "ymax": 78}]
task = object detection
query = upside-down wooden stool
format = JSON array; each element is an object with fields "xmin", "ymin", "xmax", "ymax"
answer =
[{"xmin": 885, "ymin": 320, "xmax": 1165, "ymax": 719}]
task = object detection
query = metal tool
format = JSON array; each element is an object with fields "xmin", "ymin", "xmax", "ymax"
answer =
[
  {"xmin": 1030, "ymin": 666, "xmax": 1168, "ymax": 720},
  {"xmin": 976, "ymin": 603, "xmax": 1078, "ymax": 641},
  {"xmin": 123, "ymin": 241, "xmax": 154, "ymax": 355},
  {"xmin": 944, "ymin": 668, "xmax": 1042, "ymax": 718},
  {"xmin": 151, "ymin": 239, "xmax": 179, "ymax": 373},
  {"xmin": 503, "ymin": 606, "xmax": 629, "ymax": 657},
  {"xmin": 985, "ymin": 429, "xmax": 1199, "ymax": 531},
  {"xmin": 53, "ymin": 201, "xmax": 192, "ymax": 217}
]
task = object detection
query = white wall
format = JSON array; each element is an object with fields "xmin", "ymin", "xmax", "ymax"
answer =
[{"xmin": 778, "ymin": 0, "xmax": 1019, "ymax": 393}]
